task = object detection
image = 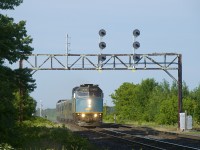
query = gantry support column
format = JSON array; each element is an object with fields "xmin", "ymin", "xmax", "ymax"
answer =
[{"xmin": 178, "ymin": 54, "xmax": 182, "ymax": 128}]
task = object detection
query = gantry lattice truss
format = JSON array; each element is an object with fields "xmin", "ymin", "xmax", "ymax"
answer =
[
  {"xmin": 22, "ymin": 52, "xmax": 182, "ymax": 127},
  {"xmin": 25, "ymin": 53, "xmax": 181, "ymax": 81}
]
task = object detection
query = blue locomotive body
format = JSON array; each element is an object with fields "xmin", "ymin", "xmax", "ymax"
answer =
[
  {"xmin": 76, "ymin": 97, "xmax": 103, "ymax": 112},
  {"xmin": 56, "ymin": 84, "xmax": 103, "ymax": 126}
]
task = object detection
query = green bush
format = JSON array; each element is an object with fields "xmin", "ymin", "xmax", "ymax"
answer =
[
  {"xmin": 0, "ymin": 143, "xmax": 14, "ymax": 150},
  {"xmin": 1, "ymin": 117, "xmax": 94, "ymax": 149}
]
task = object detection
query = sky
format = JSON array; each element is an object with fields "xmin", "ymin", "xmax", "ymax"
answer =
[{"xmin": 2, "ymin": 0, "xmax": 200, "ymax": 108}]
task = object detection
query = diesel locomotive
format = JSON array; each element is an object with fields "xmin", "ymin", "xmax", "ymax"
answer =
[{"xmin": 56, "ymin": 84, "xmax": 103, "ymax": 126}]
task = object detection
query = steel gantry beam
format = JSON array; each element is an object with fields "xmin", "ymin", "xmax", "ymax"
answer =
[
  {"xmin": 25, "ymin": 53, "xmax": 179, "ymax": 71},
  {"xmin": 23, "ymin": 52, "xmax": 182, "ymax": 128}
]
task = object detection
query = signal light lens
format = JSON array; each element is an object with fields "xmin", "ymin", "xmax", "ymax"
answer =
[
  {"xmin": 99, "ymin": 42, "xmax": 106, "ymax": 49},
  {"xmin": 133, "ymin": 29, "xmax": 140, "ymax": 37},
  {"xmin": 133, "ymin": 41, "xmax": 140, "ymax": 49},
  {"xmin": 100, "ymin": 54, "xmax": 106, "ymax": 61},
  {"xmin": 99, "ymin": 29, "xmax": 106, "ymax": 37}
]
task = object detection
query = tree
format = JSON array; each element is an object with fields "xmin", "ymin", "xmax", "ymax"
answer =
[
  {"xmin": 0, "ymin": 0, "xmax": 23, "ymax": 10},
  {"xmin": 0, "ymin": 66, "xmax": 18, "ymax": 143},
  {"xmin": 111, "ymin": 82, "xmax": 140, "ymax": 122},
  {"xmin": 0, "ymin": 0, "xmax": 36, "ymax": 143},
  {"xmin": 0, "ymin": 15, "xmax": 33, "ymax": 64},
  {"xmin": 182, "ymin": 98, "xmax": 196, "ymax": 116},
  {"xmin": 137, "ymin": 78, "xmax": 158, "ymax": 120},
  {"xmin": 144, "ymin": 81, "xmax": 170, "ymax": 122},
  {"xmin": 191, "ymin": 85, "xmax": 200, "ymax": 124},
  {"xmin": 111, "ymin": 79, "xmax": 200, "ymax": 125},
  {"xmin": 14, "ymin": 68, "xmax": 36, "ymax": 92},
  {"xmin": 14, "ymin": 92, "xmax": 37, "ymax": 120},
  {"xmin": 156, "ymin": 95, "xmax": 178, "ymax": 125},
  {"xmin": 111, "ymin": 79, "xmax": 158, "ymax": 122}
]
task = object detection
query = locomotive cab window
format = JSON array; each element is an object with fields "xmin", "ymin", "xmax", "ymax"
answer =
[
  {"xmin": 76, "ymin": 91, "xmax": 89, "ymax": 97},
  {"xmin": 89, "ymin": 91, "xmax": 102, "ymax": 97},
  {"xmin": 89, "ymin": 88, "xmax": 102, "ymax": 97},
  {"xmin": 76, "ymin": 87, "xmax": 89, "ymax": 97}
]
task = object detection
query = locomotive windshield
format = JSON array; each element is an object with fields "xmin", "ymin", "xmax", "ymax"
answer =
[
  {"xmin": 76, "ymin": 87, "xmax": 89, "ymax": 97},
  {"xmin": 89, "ymin": 91, "xmax": 101, "ymax": 97},
  {"xmin": 75, "ymin": 85, "xmax": 103, "ymax": 98},
  {"xmin": 89, "ymin": 87, "xmax": 102, "ymax": 97},
  {"xmin": 77, "ymin": 91, "xmax": 89, "ymax": 97}
]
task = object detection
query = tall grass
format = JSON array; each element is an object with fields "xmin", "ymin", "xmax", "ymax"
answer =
[{"xmin": 1, "ymin": 117, "xmax": 95, "ymax": 150}]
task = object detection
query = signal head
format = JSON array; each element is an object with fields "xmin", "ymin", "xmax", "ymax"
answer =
[
  {"xmin": 133, "ymin": 41, "xmax": 140, "ymax": 49},
  {"xmin": 133, "ymin": 54, "xmax": 141, "ymax": 61},
  {"xmin": 99, "ymin": 54, "xmax": 106, "ymax": 61},
  {"xmin": 133, "ymin": 29, "xmax": 140, "ymax": 37},
  {"xmin": 99, "ymin": 29, "xmax": 106, "ymax": 37},
  {"xmin": 99, "ymin": 42, "xmax": 106, "ymax": 49}
]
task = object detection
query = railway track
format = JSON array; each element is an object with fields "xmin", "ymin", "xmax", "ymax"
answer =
[
  {"xmin": 92, "ymin": 128, "xmax": 199, "ymax": 150},
  {"xmin": 67, "ymin": 123, "xmax": 200, "ymax": 150}
]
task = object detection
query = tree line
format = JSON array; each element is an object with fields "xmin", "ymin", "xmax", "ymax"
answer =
[
  {"xmin": 111, "ymin": 79, "xmax": 200, "ymax": 125},
  {"xmin": 0, "ymin": 0, "xmax": 37, "ymax": 143}
]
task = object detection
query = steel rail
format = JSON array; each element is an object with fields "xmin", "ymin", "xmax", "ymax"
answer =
[
  {"xmin": 92, "ymin": 129, "xmax": 165, "ymax": 150},
  {"xmin": 103, "ymin": 128, "xmax": 199, "ymax": 150}
]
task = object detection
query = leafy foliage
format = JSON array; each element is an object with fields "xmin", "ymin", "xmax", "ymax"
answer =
[
  {"xmin": 111, "ymin": 79, "xmax": 200, "ymax": 125},
  {"xmin": 6, "ymin": 117, "xmax": 94, "ymax": 149},
  {"xmin": 14, "ymin": 92, "xmax": 37, "ymax": 120},
  {"xmin": 0, "ymin": 143, "xmax": 14, "ymax": 150},
  {"xmin": 13, "ymin": 68, "xmax": 36, "ymax": 92},
  {"xmin": 0, "ymin": 66, "xmax": 17, "ymax": 141},
  {"xmin": 0, "ymin": 15, "xmax": 33, "ymax": 64},
  {"xmin": 0, "ymin": 0, "xmax": 36, "ymax": 145},
  {"xmin": 0, "ymin": 0, "xmax": 23, "ymax": 10},
  {"xmin": 111, "ymin": 82, "xmax": 139, "ymax": 122},
  {"xmin": 190, "ymin": 85, "xmax": 200, "ymax": 124},
  {"xmin": 156, "ymin": 95, "xmax": 178, "ymax": 125},
  {"xmin": 103, "ymin": 106, "xmax": 115, "ymax": 123},
  {"xmin": 111, "ymin": 79, "xmax": 158, "ymax": 122}
]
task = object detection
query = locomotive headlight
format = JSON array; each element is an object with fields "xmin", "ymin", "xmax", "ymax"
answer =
[
  {"xmin": 88, "ymin": 99, "xmax": 91, "ymax": 108},
  {"xmin": 81, "ymin": 114, "xmax": 85, "ymax": 118},
  {"xmin": 94, "ymin": 114, "xmax": 97, "ymax": 118}
]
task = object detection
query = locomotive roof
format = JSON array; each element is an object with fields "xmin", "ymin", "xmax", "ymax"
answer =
[
  {"xmin": 80, "ymin": 84, "xmax": 98, "ymax": 87},
  {"xmin": 72, "ymin": 84, "xmax": 102, "ymax": 95}
]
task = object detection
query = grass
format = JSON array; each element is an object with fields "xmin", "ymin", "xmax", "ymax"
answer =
[
  {"xmin": 126, "ymin": 120, "xmax": 200, "ymax": 135},
  {"xmin": 103, "ymin": 115, "xmax": 200, "ymax": 134},
  {"xmin": 2, "ymin": 117, "xmax": 96, "ymax": 150}
]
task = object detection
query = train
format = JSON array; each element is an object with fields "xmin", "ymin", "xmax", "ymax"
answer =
[{"xmin": 56, "ymin": 84, "xmax": 103, "ymax": 126}]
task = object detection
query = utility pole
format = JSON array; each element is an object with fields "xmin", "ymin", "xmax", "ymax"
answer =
[
  {"xmin": 65, "ymin": 34, "xmax": 70, "ymax": 68},
  {"xmin": 19, "ymin": 59, "xmax": 23, "ymax": 123},
  {"xmin": 40, "ymin": 100, "xmax": 42, "ymax": 117}
]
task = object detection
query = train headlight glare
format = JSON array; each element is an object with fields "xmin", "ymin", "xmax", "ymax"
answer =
[
  {"xmin": 81, "ymin": 114, "xmax": 85, "ymax": 117},
  {"xmin": 88, "ymin": 99, "xmax": 92, "ymax": 108},
  {"xmin": 88, "ymin": 99, "xmax": 91, "ymax": 104},
  {"xmin": 94, "ymin": 114, "xmax": 97, "ymax": 118}
]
